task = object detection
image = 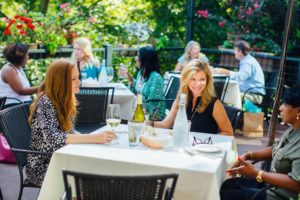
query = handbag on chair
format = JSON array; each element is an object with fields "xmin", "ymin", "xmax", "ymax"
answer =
[{"xmin": 0, "ymin": 134, "xmax": 16, "ymax": 163}]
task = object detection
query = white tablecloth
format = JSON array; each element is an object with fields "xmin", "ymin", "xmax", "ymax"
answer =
[
  {"xmin": 38, "ymin": 125, "xmax": 237, "ymax": 200},
  {"xmin": 164, "ymin": 72, "xmax": 241, "ymax": 109}
]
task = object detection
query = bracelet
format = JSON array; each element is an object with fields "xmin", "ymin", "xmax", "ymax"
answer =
[{"xmin": 247, "ymin": 151, "xmax": 254, "ymax": 160}]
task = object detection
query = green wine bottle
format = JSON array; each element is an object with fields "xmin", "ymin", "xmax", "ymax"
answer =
[{"xmin": 132, "ymin": 94, "xmax": 145, "ymax": 123}]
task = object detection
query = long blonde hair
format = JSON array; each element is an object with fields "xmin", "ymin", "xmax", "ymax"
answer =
[
  {"xmin": 71, "ymin": 37, "xmax": 93, "ymax": 62},
  {"xmin": 183, "ymin": 40, "xmax": 200, "ymax": 64},
  {"xmin": 29, "ymin": 59, "xmax": 77, "ymax": 132},
  {"xmin": 177, "ymin": 59, "xmax": 215, "ymax": 112}
]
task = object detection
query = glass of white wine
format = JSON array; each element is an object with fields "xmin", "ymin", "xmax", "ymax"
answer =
[
  {"xmin": 106, "ymin": 67, "xmax": 114, "ymax": 82},
  {"xmin": 106, "ymin": 104, "xmax": 121, "ymax": 131}
]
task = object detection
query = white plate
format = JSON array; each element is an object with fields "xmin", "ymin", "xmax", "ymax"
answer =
[{"xmin": 192, "ymin": 144, "xmax": 222, "ymax": 153}]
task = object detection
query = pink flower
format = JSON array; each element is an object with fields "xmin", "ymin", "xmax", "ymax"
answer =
[
  {"xmin": 237, "ymin": 14, "xmax": 243, "ymax": 20},
  {"xmin": 88, "ymin": 17, "xmax": 97, "ymax": 23},
  {"xmin": 218, "ymin": 21, "xmax": 225, "ymax": 28},
  {"xmin": 60, "ymin": 3, "xmax": 69, "ymax": 9},
  {"xmin": 197, "ymin": 10, "xmax": 209, "ymax": 18},
  {"xmin": 245, "ymin": 8, "xmax": 252, "ymax": 16},
  {"xmin": 253, "ymin": 3, "xmax": 260, "ymax": 10}
]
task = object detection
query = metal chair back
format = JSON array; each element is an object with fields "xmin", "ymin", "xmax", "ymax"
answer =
[
  {"xmin": 63, "ymin": 170, "xmax": 178, "ymax": 200},
  {"xmin": 164, "ymin": 76, "xmax": 180, "ymax": 110},
  {"xmin": 224, "ymin": 105, "xmax": 242, "ymax": 132},
  {"xmin": 213, "ymin": 76, "xmax": 230, "ymax": 103}
]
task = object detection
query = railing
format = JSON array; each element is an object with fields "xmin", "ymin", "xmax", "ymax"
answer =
[{"xmin": 1, "ymin": 45, "xmax": 299, "ymax": 86}]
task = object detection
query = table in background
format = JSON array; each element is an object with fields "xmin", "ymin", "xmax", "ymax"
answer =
[
  {"xmin": 164, "ymin": 72, "xmax": 242, "ymax": 109},
  {"xmin": 38, "ymin": 125, "xmax": 237, "ymax": 200},
  {"xmin": 106, "ymin": 83, "xmax": 136, "ymax": 120}
]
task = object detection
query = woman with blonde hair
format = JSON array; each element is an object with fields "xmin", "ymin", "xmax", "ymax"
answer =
[
  {"xmin": 26, "ymin": 58, "xmax": 115, "ymax": 186},
  {"xmin": 71, "ymin": 37, "xmax": 100, "ymax": 80},
  {"xmin": 174, "ymin": 40, "xmax": 209, "ymax": 71},
  {"xmin": 155, "ymin": 59, "xmax": 233, "ymax": 135}
]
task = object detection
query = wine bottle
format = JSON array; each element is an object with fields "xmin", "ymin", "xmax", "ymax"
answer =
[
  {"xmin": 173, "ymin": 93, "xmax": 189, "ymax": 148},
  {"xmin": 132, "ymin": 94, "xmax": 145, "ymax": 123}
]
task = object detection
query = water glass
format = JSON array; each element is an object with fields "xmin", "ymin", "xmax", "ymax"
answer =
[{"xmin": 128, "ymin": 121, "xmax": 143, "ymax": 146}]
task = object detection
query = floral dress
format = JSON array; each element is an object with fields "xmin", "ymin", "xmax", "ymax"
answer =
[{"xmin": 26, "ymin": 94, "xmax": 74, "ymax": 186}]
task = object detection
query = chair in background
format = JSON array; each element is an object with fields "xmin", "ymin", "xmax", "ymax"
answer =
[
  {"xmin": 213, "ymin": 75, "xmax": 230, "ymax": 103},
  {"xmin": 63, "ymin": 170, "xmax": 178, "ymax": 200},
  {"xmin": 0, "ymin": 187, "xmax": 3, "ymax": 200},
  {"xmin": 242, "ymin": 70, "xmax": 279, "ymax": 122},
  {"xmin": 75, "ymin": 87, "xmax": 115, "ymax": 133},
  {"xmin": 0, "ymin": 104, "xmax": 50, "ymax": 200},
  {"xmin": 224, "ymin": 105, "xmax": 242, "ymax": 132},
  {"xmin": 0, "ymin": 97, "xmax": 6, "ymax": 110}
]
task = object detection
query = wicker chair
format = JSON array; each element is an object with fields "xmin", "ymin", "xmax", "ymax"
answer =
[
  {"xmin": 213, "ymin": 75, "xmax": 230, "ymax": 103},
  {"xmin": 75, "ymin": 87, "xmax": 115, "ymax": 132},
  {"xmin": 0, "ymin": 104, "xmax": 51, "ymax": 200},
  {"xmin": 63, "ymin": 170, "xmax": 178, "ymax": 200}
]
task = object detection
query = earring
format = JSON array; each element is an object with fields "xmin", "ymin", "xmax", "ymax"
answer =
[{"xmin": 297, "ymin": 115, "xmax": 300, "ymax": 120}]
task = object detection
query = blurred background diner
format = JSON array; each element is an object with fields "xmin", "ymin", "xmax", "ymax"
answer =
[
  {"xmin": 215, "ymin": 40, "xmax": 265, "ymax": 104},
  {"xmin": 126, "ymin": 46, "xmax": 166, "ymax": 121},
  {"xmin": 0, "ymin": 43, "xmax": 38, "ymax": 108},
  {"xmin": 174, "ymin": 40, "xmax": 209, "ymax": 71},
  {"xmin": 71, "ymin": 37, "xmax": 100, "ymax": 80}
]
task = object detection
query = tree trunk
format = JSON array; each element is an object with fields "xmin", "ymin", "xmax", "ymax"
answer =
[{"xmin": 39, "ymin": 0, "xmax": 50, "ymax": 14}]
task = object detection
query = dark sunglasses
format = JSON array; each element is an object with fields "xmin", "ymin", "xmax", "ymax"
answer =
[{"xmin": 192, "ymin": 136, "xmax": 213, "ymax": 146}]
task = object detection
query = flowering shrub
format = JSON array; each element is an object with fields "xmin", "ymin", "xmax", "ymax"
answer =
[
  {"xmin": 3, "ymin": 15, "xmax": 39, "ymax": 44},
  {"xmin": 123, "ymin": 23, "xmax": 152, "ymax": 45},
  {"xmin": 195, "ymin": 0, "xmax": 281, "ymax": 54}
]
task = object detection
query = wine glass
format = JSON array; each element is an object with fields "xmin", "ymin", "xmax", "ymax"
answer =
[
  {"xmin": 106, "ymin": 67, "xmax": 114, "ymax": 82},
  {"xmin": 106, "ymin": 104, "xmax": 121, "ymax": 132}
]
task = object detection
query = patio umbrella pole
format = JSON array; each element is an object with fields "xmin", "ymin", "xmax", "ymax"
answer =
[{"xmin": 267, "ymin": 0, "xmax": 295, "ymax": 146}]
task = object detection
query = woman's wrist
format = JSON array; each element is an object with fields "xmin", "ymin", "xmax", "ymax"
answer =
[{"xmin": 247, "ymin": 151, "xmax": 254, "ymax": 160}]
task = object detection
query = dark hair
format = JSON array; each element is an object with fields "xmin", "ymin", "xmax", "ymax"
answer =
[
  {"xmin": 3, "ymin": 43, "xmax": 29, "ymax": 66},
  {"xmin": 283, "ymin": 85, "xmax": 300, "ymax": 107},
  {"xmin": 234, "ymin": 40, "xmax": 250, "ymax": 56},
  {"xmin": 138, "ymin": 46, "xmax": 161, "ymax": 81}
]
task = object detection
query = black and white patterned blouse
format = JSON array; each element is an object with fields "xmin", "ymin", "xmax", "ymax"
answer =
[{"xmin": 26, "ymin": 94, "xmax": 74, "ymax": 186}]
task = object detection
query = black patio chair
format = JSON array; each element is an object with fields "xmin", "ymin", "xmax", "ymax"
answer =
[
  {"xmin": 75, "ymin": 87, "xmax": 115, "ymax": 133},
  {"xmin": 224, "ymin": 105, "xmax": 242, "ymax": 132},
  {"xmin": 0, "ymin": 97, "xmax": 6, "ymax": 110},
  {"xmin": 62, "ymin": 170, "xmax": 178, "ymax": 200},
  {"xmin": 213, "ymin": 75, "xmax": 230, "ymax": 103},
  {"xmin": 0, "ymin": 187, "xmax": 3, "ymax": 200},
  {"xmin": 0, "ymin": 104, "xmax": 51, "ymax": 200}
]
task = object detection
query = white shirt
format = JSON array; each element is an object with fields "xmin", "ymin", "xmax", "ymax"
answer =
[{"xmin": 0, "ymin": 63, "xmax": 32, "ymax": 104}]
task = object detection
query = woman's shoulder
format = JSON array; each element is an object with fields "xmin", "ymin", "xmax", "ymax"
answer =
[
  {"xmin": 37, "ymin": 94, "xmax": 54, "ymax": 109},
  {"xmin": 150, "ymin": 71, "xmax": 163, "ymax": 79}
]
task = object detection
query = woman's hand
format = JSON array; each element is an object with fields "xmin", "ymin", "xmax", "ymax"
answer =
[
  {"xmin": 227, "ymin": 157, "xmax": 258, "ymax": 178},
  {"xmin": 94, "ymin": 130, "xmax": 116, "ymax": 144}
]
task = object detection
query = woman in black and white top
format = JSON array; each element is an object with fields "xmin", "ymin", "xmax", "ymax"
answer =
[{"xmin": 26, "ymin": 58, "xmax": 116, "ymax": 186}]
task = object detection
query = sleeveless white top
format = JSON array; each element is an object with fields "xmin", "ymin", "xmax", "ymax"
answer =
[{"xmin": 0, "ymin": 63, "xmax": 32, "ymax": 104}]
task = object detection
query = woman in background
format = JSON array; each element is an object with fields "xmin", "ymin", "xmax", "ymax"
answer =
[
  {"xmin": 155, "ymin": 59, "xmax": 233, "ymax": 135},
  {"xmin": 127, "ymin": 46, "xmax": 166, "ymax": 121},
  {"xmin": 26, "ymin": 58, "xmax": 115, "ymax": 186},
  {"xmin": 0, "ymin": 43, "xmax": 38, "ymax": 106},
  {"xmin": 71, "ymin": 37, "xmax": 100, "ymax": 80},
  {"xmin": 174, "ymin": 40, "xmax": 209, "ymax": 71}
]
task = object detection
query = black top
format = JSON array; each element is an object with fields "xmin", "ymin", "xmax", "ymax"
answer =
[{"xmin": 186, "ymin": 96, "xmax": 219, "ymax": 134}]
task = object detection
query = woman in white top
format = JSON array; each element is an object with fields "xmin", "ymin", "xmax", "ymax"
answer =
[{"xmin": 0, "ymin": 43, "xmax": 38, "ymax": 105}]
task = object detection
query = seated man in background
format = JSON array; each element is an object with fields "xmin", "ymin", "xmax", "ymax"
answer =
[{"xmin": 215, "ymin": 40, "xmax": 265, "ymax": 104}]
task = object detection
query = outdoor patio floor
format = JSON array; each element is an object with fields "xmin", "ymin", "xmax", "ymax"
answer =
[{"xmin": 0, "ymin": 122, "xmax": 289, "ymax": 200}]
